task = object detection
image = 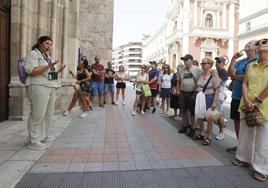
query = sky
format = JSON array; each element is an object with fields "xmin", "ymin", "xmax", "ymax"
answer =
[{"xmin": 113, "ymin": 0, "xmax": 168, "ymax": 48}]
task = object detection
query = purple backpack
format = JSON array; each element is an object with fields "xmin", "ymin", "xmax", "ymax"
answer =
[{"xmin": 17, "ymin": 58, "xmax": 28, "ymax": 84}]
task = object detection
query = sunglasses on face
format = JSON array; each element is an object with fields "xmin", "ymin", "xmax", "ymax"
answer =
[
  {"xmin": 201, "ymin": 62, "xmax": 208, "ymax": 65},
  {"xmin": 255, "ymin": 39, "xmax": 268, "ymax": 46}
]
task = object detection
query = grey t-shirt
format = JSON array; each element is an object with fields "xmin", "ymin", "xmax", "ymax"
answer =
[{"xmin": 178, "ymin": 66, "xmax": 202, "ymax": 92}]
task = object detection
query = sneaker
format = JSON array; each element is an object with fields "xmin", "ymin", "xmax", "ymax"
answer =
[
  {"xmin": 112, "ymin": 101, "xmax": 116, "ymax": 105},
  {"xmin": 160, "ymin": 111, "xmax": 164, "ymax": 114},
  {"xmin": 166, "ymin": 111, "xmax": 169, "ymax": 115},
  {"xmin": 122, "ymin": 101, "xmax": 126, "ymax": 105},
  {"xmin": 79, "ymin": 112, "xmax": 87, "ymax": 118},
  {"xmin": 99, "ymin": 104, "xmax": 104, "ymax": 107},
  {"xmin": 27, "ymin": 142, "xmax": 48, "ymax": 150},
  {"xmin": 215, "ymin": 133, "xmax": 225, "ymax": 140},
  {"xmin": 63, "ymin": 111, "xmax": 69, "ymax": 116},
  {"xmin": 89, "ymin": 105, "xmax": 93, "ymax": 110},
  {"xmin": 132, "ymin": 111, "xmax": 136, "ymax": 116},
  {"xmin": 141, "ymin": 110, "xmax": 145, "ymax": 115},
  {"xmin": 178, "ymin": 127, "xmax": 187, "ymax": 134},
  {"xmin": 152, "ymin": 108, "xmax": 156, "ymax": 113},
  {"xmin": 103, "ymin": 101, "xmax": 106, "ymax": 105}
]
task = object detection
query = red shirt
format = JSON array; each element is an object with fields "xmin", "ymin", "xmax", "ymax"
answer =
[{"xmin": 91, "ymin": 63, "xmax": 104, "ymax": 82}]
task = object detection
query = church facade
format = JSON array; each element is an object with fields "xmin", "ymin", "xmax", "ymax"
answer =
[{"xmin": 0, "ymin": 0, "xmax": 114, "ymax": 121}]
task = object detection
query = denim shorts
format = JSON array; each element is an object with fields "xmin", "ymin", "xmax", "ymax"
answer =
[
  {"xmin": 92, "ymin": 81, "xmax": 104, "ymax": 96},
  {"xmin": 160, "ymin": 88, "xmax": 171, "ymax": 98},
  {"xmin": 104, "ymin": 83, "xmax": 114, "ymax": 93}
]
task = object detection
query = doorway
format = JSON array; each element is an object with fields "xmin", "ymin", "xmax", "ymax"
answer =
[{"xmin": 0, "ymin": 0, "xmax": 10, "ymax": 121}]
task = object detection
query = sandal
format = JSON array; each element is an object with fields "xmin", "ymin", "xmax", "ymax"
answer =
[
  {"xmin": 232, "ymin": 159, "xmax": 249, "ymax": 167},
  {"xmin": 253, "ymin": 171, "xmax": 267, "ymax": 182},
  {"xmin": 202, "ymin": 138, "xmax": 212, "ymax": 146},
  {"xmin": 193, "ymin": 134, "xmax": 205, "ymax": 140}
]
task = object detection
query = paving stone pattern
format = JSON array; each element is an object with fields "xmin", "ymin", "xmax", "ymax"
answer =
[{"xmin": 15, "ymin": 87, "xmax": 268, "ymax": 187}]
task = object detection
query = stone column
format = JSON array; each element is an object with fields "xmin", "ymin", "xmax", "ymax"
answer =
[
  {"xmin": 194, "ymin": 0, "xmax": 197, "ymax": 26},
  {"xmin": 61, "ymin": 0, "xmax": 68, "ymax": 79},
  {"xmin": 182, "ymin": 0, "xmax": 190, "ymax": 55},
  {"xmin": 50, "ymin": 0, "xmax": 57, "ymax": 57},
  {"xmin": 20, "ymin": 0, "xmax": 28, "ymax": 58},
  {"xmin": 200, "ymin": 8, "xmax": 203, "ymax": 27},
  {"xmin": 222, "ymin": 3, "xmax": 226, "ymax": 29},
  {"xmin": 228, "ymin": 1, "xmax": 235, "ymax": 57},
  {"xmin": 217, "ymin": 10, "xmax": 220, "ymax": 28}
]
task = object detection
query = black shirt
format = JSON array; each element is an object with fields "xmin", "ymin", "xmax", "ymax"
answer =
[{"xmin": 104, "ymin": 68, "xmax": 115, "ymax": 84}]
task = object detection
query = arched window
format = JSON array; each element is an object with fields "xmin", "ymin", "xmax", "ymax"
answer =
[{"xmin": 205, "ymin": 14, "xmax": 213, "ymax": 28}]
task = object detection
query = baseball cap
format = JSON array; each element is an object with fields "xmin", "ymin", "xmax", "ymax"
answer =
[
  {"xmin": 181, "ymin": 54, "xmax": 193, "ymax": 61},
  {"xmin": 215, "ymin": 56, "xmax": 226, "ymax": 64}
]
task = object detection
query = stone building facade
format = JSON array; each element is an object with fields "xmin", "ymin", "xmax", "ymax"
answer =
[
  {"xmin": 112, "ymin": 42, "xmax": 143, "ymax": 78},
  {"xmin": 143, "ymin": 0, "xmax": 239, "ymax": 71},
  {"xmin": 6, "ymin": 0, "xmax": 114, "ymax": 120},
  {"xmin": 238, "ymin": 0, "xmax": 268, "ymax": 50}
]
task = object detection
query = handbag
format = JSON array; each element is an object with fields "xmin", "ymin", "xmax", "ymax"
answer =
[
  {"xmin": 141, "ymin": 84, "xmax": 152, "ymax": 97},
  {"xmin": 241, "ymin": 107, "xmax": 265, "ymax": 127},
  {"xmin": 80, "ymin": 81, "xmax": 92, "ymax": 92},
  {"xmin": 245, "ymin": 108, "xmax": 265, "ymax": 127},
  {"xmin": 195, "ymin": 75, "xmax": 213, "ymax": 119}
]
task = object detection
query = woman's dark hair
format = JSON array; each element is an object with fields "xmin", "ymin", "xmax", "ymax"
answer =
[
  {"xmin": 81, "ymin": 59, "xmax": 89, "ymax": 69},
  {"xmin": 32, "ymin": 36, "xmax": 53, "ymax": 50}
]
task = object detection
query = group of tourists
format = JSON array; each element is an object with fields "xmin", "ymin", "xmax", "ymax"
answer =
[
  {"xmin": 129, "ymin": 39, "xmax": 268, "ymax": 182},
  {"xmin": 62, "ymin": 56, "xmax": 128, "ymax": 118},
  {"xmin": 24, "ymin": 35, "xmax": 268, "ymax": 181}
]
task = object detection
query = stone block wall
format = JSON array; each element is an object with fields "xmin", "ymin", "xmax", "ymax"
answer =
[{"xmin": 8, "ymin": 0, "xmax": 114, "ymax": 120}]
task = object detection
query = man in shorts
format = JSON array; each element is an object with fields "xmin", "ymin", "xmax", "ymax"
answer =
[
  {"xmin": 91, "ymin": 56, "xmax": 105, "ymax": 107},
  {"xmin": 148, "ymin": 61, "xmax": 160, "ymax": 113},
  {"xmin": 103, "ymin": 61, "xmax": 115, "ymax": 105},
  {"xmin": 177, "ymin": 54, "xmax": 202, "ymax": 137}
]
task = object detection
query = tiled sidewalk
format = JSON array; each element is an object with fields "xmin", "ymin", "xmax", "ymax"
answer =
[
  {"xmin": 13, "ymin": 86, "xmax": 268, "ymax": 187},
  {"xmin": 29, "ymin": 95, "xmax": 223, "ymax": 174}
]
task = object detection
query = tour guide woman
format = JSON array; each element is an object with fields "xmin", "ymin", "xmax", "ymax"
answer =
[{"xmin": 24, "ymin": 36, "xmax": 66, "ymax": 150}]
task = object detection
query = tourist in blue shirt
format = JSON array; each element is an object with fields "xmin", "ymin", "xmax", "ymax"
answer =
[
  {"xmin": 227, "ymin": 40, "xmax": 258, "ymax": 152},
  {"xmin": 148, "ymin": 61, "xmax": 160, "ymax": 113}
]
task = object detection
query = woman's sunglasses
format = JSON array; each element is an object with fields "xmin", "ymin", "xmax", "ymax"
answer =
[{"xmin": 255, "ymin": 39, "xmax": 268, "ymax": 46}]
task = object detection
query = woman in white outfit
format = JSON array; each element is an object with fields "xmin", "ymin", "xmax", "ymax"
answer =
[
  {"xmin": 160, "ymin": 64, "xmax": 172, "ymax": 115},
  {"xmin": 24, "ymin": 36, "xmax": 66, "ymax": 150},
  {"xmin": 132, "ymin": 65, "xmax": 149, "ymax": 116},
  {"xmin": 232, "ymin": 38, "xmax": 268, "ymax": 182}
]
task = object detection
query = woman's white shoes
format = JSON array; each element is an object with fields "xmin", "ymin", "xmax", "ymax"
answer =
[
  {"xmin": 79, "ymin": 112, "xmax": 87, "ymax": 118},
  {"xmin": 63, "ymin": 111, "xmax": 69, "ymax": 116}
]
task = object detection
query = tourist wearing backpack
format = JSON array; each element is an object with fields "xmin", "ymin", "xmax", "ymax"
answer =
[{"xmin": 24, "ymin": 36, "xmax": 66, "ymax": 150}]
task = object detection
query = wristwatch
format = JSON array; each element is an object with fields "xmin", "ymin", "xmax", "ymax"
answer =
[{"xmin": 255, "ymin": 97, "xmax": 263, "ymax": 104}]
